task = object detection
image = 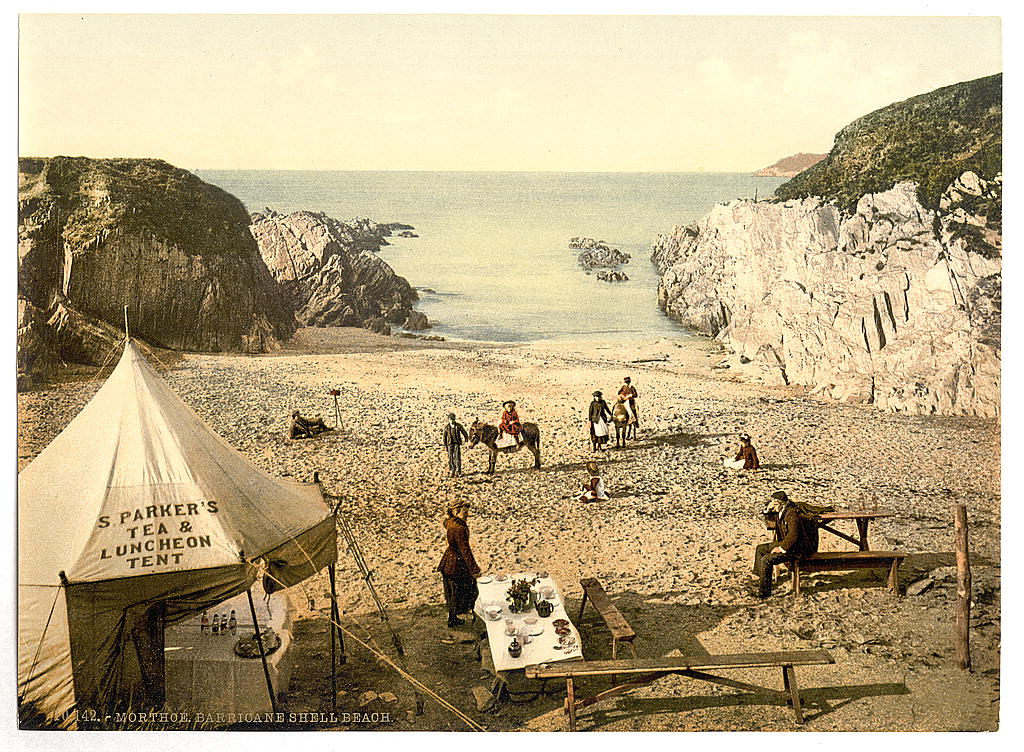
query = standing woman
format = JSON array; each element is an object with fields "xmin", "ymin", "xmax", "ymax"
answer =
[
  {"xmin": 437, "ymin": 500, "xmax": 482, "ymax": 627},
  {"xmin": 588, "ymin": 391, "xmax": 613, "ymax": 452}
]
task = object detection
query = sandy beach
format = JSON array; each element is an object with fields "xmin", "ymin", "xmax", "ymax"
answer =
[{"xmin": 17, "ymin": 327, "xmax": 1001, "ymax": 731}]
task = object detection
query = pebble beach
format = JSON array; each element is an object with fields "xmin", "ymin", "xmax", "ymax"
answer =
[{"xmin": 16, "ymin": 327, "xmax": 1001, "ymax": 731}]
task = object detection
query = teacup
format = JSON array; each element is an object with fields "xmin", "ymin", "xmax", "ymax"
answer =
[
  {"xmin": 485, "ymin": 607, "xmax": 501, "ymax": 620},
  {"xmin": 539, "ymin": 586, "xmax": 555, "ymax": 599},
  {"xmin": 504, "ymin": 619, "xmax": 516, "ymax": 636},
  {"xmin": 524, "ymin": 616, "xmax": 538, "ymax": 626}
]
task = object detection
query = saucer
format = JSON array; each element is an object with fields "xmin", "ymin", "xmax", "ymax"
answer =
[
  {"xmin": 528, "ymin": 625, "xmax": 544, "ymax": 636},
  {"xmin": 477, "ymin": 576, "xmax": 493, "ymax": 584}
]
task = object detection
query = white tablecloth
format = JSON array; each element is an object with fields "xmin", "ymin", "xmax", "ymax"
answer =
[
  {"xmin": 164, "ymin": 585, "xmax": 294, "ymax": 716},
  {"xmin": 474, "ymin": 572, "xmax": 583, "ymax": 672}
]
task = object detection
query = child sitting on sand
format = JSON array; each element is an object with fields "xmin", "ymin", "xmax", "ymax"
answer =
[
  {"xmin": 578, "ymin": 461, "xmax": 609, "ymax": 502},
  {"xmin": 724, "ymin": 433, "xmax": 760, "ymax": 470}
]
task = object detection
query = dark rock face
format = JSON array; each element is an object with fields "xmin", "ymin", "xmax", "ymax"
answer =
[
  {"xmin": 572, "ymin": 237, "xmax": 631, "ymax": 272},
  {"xmin": 250, "ymin": 210, "xmax": 424, "ymax": 332},
  {"xmin": 597, "ymin": 270, "xmax": 629, "ymax": 282},
  {"xmin": 775, "ymin": 74, "xmax": 1002, "ymax": 211},
  {"xmin": 17, "ymin": 157, "xmax": 296, "ymax": 378}
]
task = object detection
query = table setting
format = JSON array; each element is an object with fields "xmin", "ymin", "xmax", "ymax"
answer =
[{"xmin": 474, "ymin": 570, "xmax": 584, "ymax": 672}]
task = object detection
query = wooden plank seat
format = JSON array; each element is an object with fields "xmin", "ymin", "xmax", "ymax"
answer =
[
  {"xmin": 577, "ymin": 578, "xmax": 638, "ymax": 660},
  {"xmin": 789, "ymin": 550, "xmax": 906, "ymax": 596},
  {"xmin": 526, "ymin": 650, "xmax": 835, "ymax": 730}
]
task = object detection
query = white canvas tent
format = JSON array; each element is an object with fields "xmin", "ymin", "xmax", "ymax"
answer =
[{"xmin": 18, "ymin": 341, "xmax": 338, "ymax": 728}]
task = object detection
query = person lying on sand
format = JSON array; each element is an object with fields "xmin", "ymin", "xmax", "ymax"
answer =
[
  {"xmin": 289, "ymin": 410, "xmax": 330, "ymax": 440},
  {"xmin": 724, "ymin": 433, "xmax": 760, "ymax": 470},
  {"xmin": 578, "ymin": 461, "xmax": 609, "ymax": 502}
]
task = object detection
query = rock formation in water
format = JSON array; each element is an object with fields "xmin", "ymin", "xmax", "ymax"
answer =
[
  {"xmin": 250, "ymin": 209, "xmax": 425, "ymax": 334},
  {"xmin": 572, "ymin": 236, "xmax": 631, "ymax": 273},
  {"xmin": 17, "ymin": 157, "xmax": 296, "ymax": 381},
  {"xmin": 753, "ymin": 153, "xmax": 827, "ymax": 178},
  {"xmin": 654, "ymin": 75, "xmax": 1001, "ymax": 417},
  {"xmin": 597, "ymin": 270, "xmax": 629, "ymax": 283}
]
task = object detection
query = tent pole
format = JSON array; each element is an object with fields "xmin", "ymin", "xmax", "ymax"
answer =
[
  {"xmin": 123, "ymin": 304, "xmax": 129, "ymax": 343},
  {"xmin": 328, "ymin": 565, "xmax": 337, "ymax": 710},
  {"xmin": 246, "ymin": 587, "xmax": 279, "ymax": 716}
]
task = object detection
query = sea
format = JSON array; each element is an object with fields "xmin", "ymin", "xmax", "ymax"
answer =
[{"xmin": 198, "ymin": 171, "xmax": 785, "ymax": 344}]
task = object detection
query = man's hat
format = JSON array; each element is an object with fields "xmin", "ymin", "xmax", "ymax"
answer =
[
  {"xmin": 739, "ymin": 433, "xmax": 751, "ymax": 442},
  {"xmin": 770, "ymin": 490, "xmax": 789, "ymax": 502},
  {"xmin": 447, "ymin": 413, "xmax": 456, "ymax": 421},
  {"xmin": 292, "ymin": 410, "xmax": 299, "ymax": 417},
  {"xmin": 593, "ymin": 391, "xmax": 602, "ymax": 397},
  {"xmin": 623, "ymin": 376, "xmax": 631, "ymax": 382}
]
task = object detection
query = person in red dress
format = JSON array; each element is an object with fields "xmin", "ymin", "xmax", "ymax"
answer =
[{"xmin": 499, "ymin": 400, "xmax": 524, "ymax": 446}]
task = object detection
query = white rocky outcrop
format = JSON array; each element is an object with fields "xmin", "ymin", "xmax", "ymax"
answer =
[{"xmin": 653, "ymin": 174, "xmax": 1001, "ymax": 417}]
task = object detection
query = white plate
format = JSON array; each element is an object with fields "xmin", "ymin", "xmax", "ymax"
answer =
[
  {"xmin": 484, "ymin": 610, "xmax": 503, "ymax": 621},
  {"xmin": 528, "ymin": 625, "xmax": 544, "ymax": 636},
  {"xmin": 495, "ymin": 575, "xmax": 509, "ymax": 582},
  {"xmin": 477, "ymin": 576, "xmax": 493, "ymax": 584}
]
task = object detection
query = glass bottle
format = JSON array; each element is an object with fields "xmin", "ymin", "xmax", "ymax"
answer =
[
  {"xmin": 200, "ymin": 612, "xmax": 209, "ymax": 634},
  {"xmin": 211, "ymin": 613, "xmax": 220, "ymax": 635},
  {"xmin": 228, "ymin": 610, "xmax": 237, "ymax": 634}
]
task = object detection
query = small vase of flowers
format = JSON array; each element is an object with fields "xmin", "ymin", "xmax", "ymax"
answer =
[{"xmin": 506, "ymin": 577, "xmax": 537, "ymax": 613}]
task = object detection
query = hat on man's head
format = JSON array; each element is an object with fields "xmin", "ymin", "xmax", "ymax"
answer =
[
  {"xmin": 771, "ymin": 490, "xmax": 789, "ymax": 502},
  {"xmin": 624, "ymin": 377, "xmax": 631, "ymax": 383},
  {"xmin": 292, "ymin": 410, "xmax": 300, "ymax": 417},
  {"xmin": 739, "ymin": 433, "xmax": 751, "ymax": 442},
  {"xmin": 593, "ymin": 391, "xmax": 602, "ymax": 397}
]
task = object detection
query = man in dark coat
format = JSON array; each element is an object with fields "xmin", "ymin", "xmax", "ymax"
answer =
[
  {"xmin": 437, "ymin": 501, "xmax": 481, "ymax": 626},
  {"xmin": 289, "ymin": 410, "xmax": 329, "ymax": 439},
  {"xmin": 753, "ymin": 490, "xmax": 819, "ymax": 597},
  {"xmin": 442, "ymin": 413, "xmax": 469, "ymax": 477}
]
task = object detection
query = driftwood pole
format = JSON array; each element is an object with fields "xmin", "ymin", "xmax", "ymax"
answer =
[{"xmin": 955, "ymin": 504, "xmax": 972, "ymax": 671}]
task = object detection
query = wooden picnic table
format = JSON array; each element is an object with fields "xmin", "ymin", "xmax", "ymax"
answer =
[{"xmin": 768, "ymin": 509, "xmax": 894, "ymax": 551}]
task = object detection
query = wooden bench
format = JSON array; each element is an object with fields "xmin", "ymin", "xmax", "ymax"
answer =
[
  {"xmin": 789, "ymin": 551, "xmax": 906, "ymax": 596},
  {"xmin": 526, "ymin": 649, "xmax": 835, "ymax": 730},
  {"xmin": 577, "ymin": 578, "xmax": 638, "ymax": 660}
]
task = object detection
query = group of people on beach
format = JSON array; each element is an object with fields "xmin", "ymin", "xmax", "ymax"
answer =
[{"xmin": 587, "ymin": 376, "xmax": 639, "ymax": 451}]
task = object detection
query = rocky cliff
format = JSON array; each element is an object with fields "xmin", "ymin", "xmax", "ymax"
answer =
[
  {"xmin": 654, "ymin": 75, "xmax": 1001, "ymax": 417},
  {"xmin": 753, "ymin": 152, "xmax": 826, "ymax": 178},
  {"xmin": 18, "ymin": 157, "xmax": 296, "ymax": 379},
  {"xmin": 249, "ymin": 209, "xmax": 424, "ymax": 335}
]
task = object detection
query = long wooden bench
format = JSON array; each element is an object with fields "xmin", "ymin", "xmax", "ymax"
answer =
[
  {"xmin": 789, "ymin": 550, "xmax": 906, "ymax": 596},
  {"xmin": 577, "ymin": 578, "xmax": 638, "ymax": 660},
  {"xmin": 526, "ymin": 650, "xmax": 835, "ymax": 730}
]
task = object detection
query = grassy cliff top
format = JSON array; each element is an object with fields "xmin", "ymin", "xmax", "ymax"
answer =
[
  {"xmin": 774, "ymin": 74, "xmax": 1002, "ymax": 212},
  {"xmin": 18, "ymin": 156, "xmax": 255, "ymax": 256}
]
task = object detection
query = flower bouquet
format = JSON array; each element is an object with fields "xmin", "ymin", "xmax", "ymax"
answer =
[{"xmin": 506, "ymin": 577, "xmax": 538, "ymax": 613}]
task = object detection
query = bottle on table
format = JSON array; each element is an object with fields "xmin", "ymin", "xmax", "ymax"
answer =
[
  {"xmin": 220, "ymin": 615, "xmax": 229, "ymax": 635},
  {"xmin": 200, "ymin": 612, "xmax": 209, "ymax": 634},
  {"xmin": 228, "ymin": 610, "xmax": 237, "ymax": 634},
  {"xmin": 211, "ymin": 614, "xmax": 220, "ymax": 635}
]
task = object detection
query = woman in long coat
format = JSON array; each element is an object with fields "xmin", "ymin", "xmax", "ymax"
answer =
[
  {"xmin": 437, "ymin": 500, "xmax": 481, "ymax": 627},
  {"xmin": 588, "ymin": 391, "xmax": 613, "ymax": 452}
]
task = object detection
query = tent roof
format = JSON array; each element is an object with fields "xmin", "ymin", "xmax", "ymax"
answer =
[{"xmin": 19, "ymin": 342, "xmax": 332, "ymax": 586}]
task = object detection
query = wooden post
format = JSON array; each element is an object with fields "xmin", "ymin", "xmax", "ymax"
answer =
[
  {"xmin": 955, "ymin": 504, "xmax": 972, "ymax": 671},
  {"xmin": 246, "ymin": 587, "xmax": 280, "ymax": 715}
]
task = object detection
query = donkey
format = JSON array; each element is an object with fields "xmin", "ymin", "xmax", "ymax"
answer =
[
  {"xmin": 468, "ymin": 420, "xmax": 542, "ymax": 474},
  {"xmin": 612, "ymin": 399, "xmax": 636, "ymax": 447}
]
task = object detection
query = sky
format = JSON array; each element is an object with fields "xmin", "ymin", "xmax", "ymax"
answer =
[{"xmin": 18, "ymin": 14, "xmax": 1002, "ymax": 171}]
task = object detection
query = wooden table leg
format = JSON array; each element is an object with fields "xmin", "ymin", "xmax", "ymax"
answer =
[
  {"xmin": 566, "ymin": 677, "xmax": 577, "ymax": 732},
  {"xmin": 577, "ymin": 591, "xmax": 589, "ymax": 623},
  {"xmin": 783, "ymin": 665, "xmax": 804, "ymax": 723},
  {"xmin": 856, "ymin": 518, "xmax": 870, "ymax": 551}
]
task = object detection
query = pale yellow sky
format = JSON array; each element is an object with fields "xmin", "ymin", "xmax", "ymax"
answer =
[{"xmin": 18, "ymin": 14, "xmax": 1002, "ymax": 171}]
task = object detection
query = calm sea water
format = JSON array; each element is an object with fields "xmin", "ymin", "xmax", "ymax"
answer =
[{"xmin": 199, "ymin": 171, "xmax": 785, "ymax": 343}]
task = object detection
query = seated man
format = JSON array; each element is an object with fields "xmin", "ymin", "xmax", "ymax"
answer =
[
  {"xmin": 289, "ymin": 410, "xmax": 330, "ymax": 440},
  {"xmin": 753, "ymin": 490, "xmax": 819, "ymax": 598}
]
